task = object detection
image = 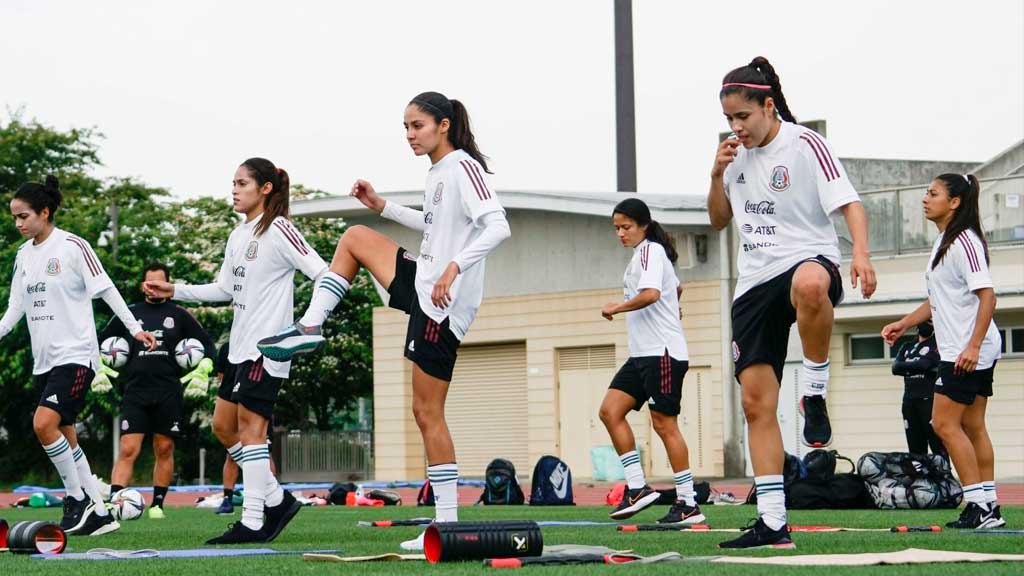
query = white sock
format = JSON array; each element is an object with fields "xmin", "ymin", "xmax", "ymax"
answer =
[
  {"xmin": 43, "ymin": 437, "xmax": 84, "ymax": 500},
  {"xmin": 239, "ymin": 444, "xmax": 270, "ymax": 530},
  {"xmin": 299, "ymin": 271, "xmax": 349, "ymax": 327},
  {"xmin": 983, "ymin": 481, "xmax": 997, "ymax": 505},
  {"xmin": 72, "ymin": 446, "xmax": 108, "ymax": 516},
  {"xmin": 264, "ymin": 441, "xmax": 284, "ymax": 507},
  {"xmin": 227, "ymin": 442, "xmax": 244, "ymax": 463},
  {"xmin": 620, "ymin": 450, "xmax": 645, "ymax": 490},
  {"xmin": 801, "ymin": 358, "xmax": 830, "ymax": 397},
  {"xmin": 428, "ymin": 463, "xmax": 459, "ymax": 523},
  {"xmin": 673, "ymin": 469, "xmax": 696, "ymax": 506},
  {"xmin": 755, "ymin": 475, "xmax": 787, "ymax": 530},
  {"xmin": 963, "ymin": 483, "xmax": 989, "ymax": 508}
]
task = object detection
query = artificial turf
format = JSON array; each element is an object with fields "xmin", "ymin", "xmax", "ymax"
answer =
[{"xmin": 1, "ymin": 503, "xmax": 1020, "ymax": 575}]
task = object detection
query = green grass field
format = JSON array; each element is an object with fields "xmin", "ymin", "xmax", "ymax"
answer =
[{"xmin": 1, "ymin": 504, "xmax": 1021, "ymax": 575}]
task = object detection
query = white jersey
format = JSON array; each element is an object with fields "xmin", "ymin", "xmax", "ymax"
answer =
[
  {"xmin": 413, "ymin": 149, "xmax": 505, "ymax": 339},
  {"xmin": 7, "ymin": 229, "xmax": 115, "ymax": 374},
  {"xmin": 724, "ymin": 122, "xmax": 860, "ymax": 299},
  {"xmin": 176, "ymin": 216, "xmax": 326, "ymax": 378},
  {"xmin": 623, "ymin": 239, "xmax": 688, "ymax": 360},
  {"xmin": 926, "ymin": 229, "xmax": 1001, "ymax": 369}
]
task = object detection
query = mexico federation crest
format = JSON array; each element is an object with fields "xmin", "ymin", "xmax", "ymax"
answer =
[
  {"xmin": 163, "ymin": 316, "xmax": 175, "ymax": 329},
  {"xmin": 245, "ymin": 240, "xmax": 259, "ymax": 261},
  {"xmin": 769, "ymin": 165, "xmax": 790, "ymax": 192},
  {"xmin": 433, "ymin": 182, "xmax": 444, "ymax": 204},
  {"xmin": 45, "ymin": 258, "xmax": 61, "ymax": 275}
]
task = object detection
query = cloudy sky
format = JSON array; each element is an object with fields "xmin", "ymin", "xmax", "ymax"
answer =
[{"xmin": 2, "ymin": 0, "xmax": 1021, "ymax": 199}]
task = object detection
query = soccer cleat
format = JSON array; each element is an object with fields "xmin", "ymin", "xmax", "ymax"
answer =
[
  {"xmin": 75, "ymin": 507, "xmax": 121, "ymax": 536},
  {"xmin": 148, "ymin": 505, "xmax": 165, "ymax": 519},
  {"xmin": 256, "ymin": 323, "xmax": 324, "ymax": 361},
  {"xmin": 400, "ymin": 530, "xmax": 426, "ymax": 551},
  {"xmin": 263, "ymin": 490, "xmax": 302, "ymax": 542},
  {"xmin": 609, "ymin": 485, "xmax": 661, "ymax": 520},
  {"xmin": 946, "ymin": 502, "xmax": 996, "ymax": 529},
  {"xmin": 205, "ymin": 522, "xmax": 268, "ymax": 545},
  {"xmin": 61, "ymin": 494, "xmax": 93, "ymax": 534},
  {"xmin": 800, "ymin": 395, "xmax": 833, "ymax": 447},
  {"xmin": 656, "ymin": 501, "xmax": 707, "ymax": 524},
  {"xmin": 216, "ymin": 497, "xmax": 236, "ymax": 515},
  {"xmin": 718, "ymin": 517, "xmax": 796, "ymax": 549}
]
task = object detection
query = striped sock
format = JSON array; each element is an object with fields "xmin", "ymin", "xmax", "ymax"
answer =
[
  {"xmin": 239, "ymin": 444, "xmax": 271, "ymax": 530},
  {"xmin": 755, "ymin": 475, "xmax": 787, "ymax": 530},
  {"xmin": 983, "ymin": 481, "xmax": 997, "ymax": 505},
  {"xmin": 264, "ymin": 441, "xmax": 284, "ymax": 507},
  {"xmin": 227, "ymin": 442, "xmax": 244, "ymax": 464},
  {"xmin": 963, "ymin": 482, "xmax": 988, "ymax": 508},
  {"xmin": 299, "ymin": 271, "xmax": 349, "ymax": 327},
  {"xmin": 673, "ymin": 469, "xmax": 696, "ymax": 506},
  {"xmin": 72, "ymin": 445, "xmax": 108, "ymax": 516},
  {"xmin": 801, "ymin": 358, "xmax": 830, "ymax": 397},
  {"xmin": 428, "ymin": 463, "xmax": 459, "ymax": 523},
  {"xmin": 43, "ymin": 437, "xmax": 84, "ymax": 500},
  {"xmin": 620, "ymin": 450, "xmax": 645, "ymax": 490}
]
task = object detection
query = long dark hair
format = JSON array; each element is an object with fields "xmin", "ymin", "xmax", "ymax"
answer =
[
  {"xmin": 931, "ymin": 173, "xmax": 988, "ymax": 270},
  {"xmin": 14, "ymin": 175, "xmax": 63, "ymax": 222},
  {"xmin": 240, "ymin": 157, "xmax": 290, "ymax": 236},
  {"xmin": 720, "ymin": 56, "xmax": 796, "ymax": 123},
  {"xmin": 409, "ymin": 91, "xmax": 491, "ymax": 173},
  {"xmin": 613, "ymin": 198, "xmax": 678, "ymax": 263}
]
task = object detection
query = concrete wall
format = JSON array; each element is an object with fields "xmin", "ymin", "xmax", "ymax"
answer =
[{"xmin": 842, "ymin": 158, "xmax": 981, "ymax": 191}]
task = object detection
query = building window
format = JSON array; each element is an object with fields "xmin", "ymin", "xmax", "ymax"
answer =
[
  {"xmin": 849, "ymin": 333, "xmax": 917, "ymax": 364},
  {"xmin": 998, "ymin": 326, "xmax": 1024, "ymax": 356}
]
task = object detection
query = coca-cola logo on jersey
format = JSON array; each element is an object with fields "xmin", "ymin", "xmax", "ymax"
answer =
[
  {"xmin": 744, "ymin": 200, "xmax": 775, "ymax": 215},
  {"xmin": 26, "ymin": 282, "xmax": 46, "ymax": 294}
]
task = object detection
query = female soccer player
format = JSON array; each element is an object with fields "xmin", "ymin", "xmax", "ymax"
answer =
[
  {"xmin": 707, "ymin": 57, "xmax": 876, "ymax": 549},
  {"xmin": 258, "ymin": 92, "xmax": 511, "ymax": 550},
  {"xmin": 145, "ymin": 158, "xmax": 327, "ymax": 544},
  {"xmin": 0, "ymin": 176, "xmax": 156, "ymax": 536},
  {"xmin": 882, "ymin": 174, "xmax": 1003, "ymax": 529},
  {"xmin": 599, "ymin": 198, "xmax": 703, "ymax": 525}
]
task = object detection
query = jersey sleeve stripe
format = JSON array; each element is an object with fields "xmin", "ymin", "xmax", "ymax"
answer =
[
  {"xmin": 799, "ymin": 134, "xmax": 838, "ymax": 181},
  {"xmin": 67, "ymin": 236, "xmax": 101, "ymax": 276},
  {"xmin": 804, "ymin": 131, "xmax": 840, "ymax": 180},
  {"xmin": 956, "ymin": 233, "xmax": 981, "ymax": 272},
  {"xmin": 273, "ymin": 221, "xmax": 310, "ymax": 256},
  {"xmin": 460, "ymin": 160, "xmax": 491, "ymax": 200},
  {"xmin": 467, "ymin": 161, "xmax": 492, "ymax": 200}
]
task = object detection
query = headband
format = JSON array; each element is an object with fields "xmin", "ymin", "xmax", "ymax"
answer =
[
  {"xmin": 722, "ymin": 82, "xmax": 772, "ymax": 90},
  {"xmin": 963, "ymin": 174, "xmax": 970, "ymax": 183},
  {"xmin": 412, "ymin": 97, "xmax": 454, "ymax": 119}
]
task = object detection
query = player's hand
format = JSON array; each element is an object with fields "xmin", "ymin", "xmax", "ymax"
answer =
[
  {"xmin": 850, "ymin": 252, "xmax": 877, "ymax": 299},
  {"xmin": 601, "ymin": 302, "xmax": 619, "ymax": 321},
  {"xmin": 432, "ymin": 262, "xmax": 460, "ymax": 309},
  {"xmin": 181, "ymin": 357, "xmax": 214, "ymax": 398},
  {"xmin": 881, "ymin": 320, "xmax": 907, "ymax": 346},
  {"xmin": 954, "ymin": 343, "xmax": 980, "ymax": 375},
  {"xmin": 351, "ymin": 179, "xmax": 385, "ymax": 213},
  {"xmin": 143, "ymin": 280, "xmax": 174, "ymax": 300},
  {"xmin": 711, "ymin": 137, "xmax": 740, "ymax": 178},
  {"xmin": 135, "ymin": 330, "xmax": 157, "ymax": 352},
  {"xmin": 91, "ymin": 363, "xmax": 119, "ymax": 394}
]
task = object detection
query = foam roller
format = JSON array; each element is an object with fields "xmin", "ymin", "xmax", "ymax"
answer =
[
  {"xmin": 424, "ymin": 520, "xmax": 542, "ymax": 563},
  {"xmin": 6, "ymin": 521, "xmax": 66, "ymax": 555}
]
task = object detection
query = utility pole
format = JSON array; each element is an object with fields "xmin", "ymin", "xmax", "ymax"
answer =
[{"xmin": 614, "ymin": 0, "xmax": 637, "ymax": 192}]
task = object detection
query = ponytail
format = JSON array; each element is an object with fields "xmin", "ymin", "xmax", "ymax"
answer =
[
  {"xmin": 720, "ymin": 56, "xmax": 796, "ymax": 123},
  {"xmin": 931, "ymin": 173, "xmax": 988, "ymax": 270},
  {"xmin": 14, "ymin": 175, "xmax": 63, "ymax": 222},
  {"xmin": 240, "ymin": 157, "xmax": 289, "ymax": 236},
  {"xmin": 613, "ymin": 197, "xmax": 678, "ymax": 263},
  {"xmin": 410, "ymin": 92, "xmax": 491, "ymax": 173}
]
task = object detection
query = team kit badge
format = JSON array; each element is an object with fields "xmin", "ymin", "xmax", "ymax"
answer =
[
  {"xmin": 770, "ymin": 165, "xmax": 790, "ymax": 192},
  {"xmin": 45, "ymin": 258, "xmax": 61, "ymax": 275},
  {"xmin": 245, "ymin": 240, "xmax": 259, "ymax": 261}
]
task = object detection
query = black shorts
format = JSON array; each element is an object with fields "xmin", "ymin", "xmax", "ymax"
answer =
[
  {"xmin": 226, "ymin": 357, "xmax": 282, "ymax": 420},
  {"xmin": 388, "ymin": 248, "xmax": 461, "ymax": 382},
  {"xmin": 121, "ymin": 386, "xmax": 184, "ymax": 437},
  {"xmin": 217, "ymin": 361, "xmax": 238, "ymax": 403},
  {"xmin": 935, "ymin": 361, "xmax": 995, "ymax": 405},
  {"xmin": 36, "ymin": 364, "xmax": 93, "ymax": 426},
  {"xmin": 731, "ymin": 256, "xmax": 843, "ymax": 383},
  {"xmin": 609, "ymin": 352, "xmax": 688, "ymax": 416}
]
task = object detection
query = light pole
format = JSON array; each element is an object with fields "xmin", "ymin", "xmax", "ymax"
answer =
[{"xmin": 614, "ymin": 0, "xmax": 637, "ymax": 193}]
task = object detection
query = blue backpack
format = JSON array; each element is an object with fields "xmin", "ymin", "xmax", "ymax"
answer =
[{"xmin": 529, "ymin": 455, "xmax": 574, "ymax": 506}]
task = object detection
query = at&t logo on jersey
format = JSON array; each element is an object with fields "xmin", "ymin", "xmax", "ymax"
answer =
[
  {"xmin": 433, "ymin": 182, "xmax": 444, "ymax": 204},
  {"xmin": 45, "ymin": 258, "xmax": 61, "ymax": 275},
  {"xmin": 770, "ymin": 165, "xmax": 790, "ymax": 192},
  {"xmin": 245, "ymin": 241, "xmax": 259, "ymax": 261},
  {"xmin": 741, "ymin": 223, "xmax": 776, "ymax": 235}
]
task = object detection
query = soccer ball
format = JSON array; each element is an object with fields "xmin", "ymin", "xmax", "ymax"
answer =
[
  {"xmin": 99, "ymin": 336, "xmax": 131, "ymax": 368},
  {"xmin": 174, "ymin": 338, "xmax": 205, "ymax": 370},
  {"xmin": 110, "ymin": 488, "xmax": 145, "ymax": 520}
]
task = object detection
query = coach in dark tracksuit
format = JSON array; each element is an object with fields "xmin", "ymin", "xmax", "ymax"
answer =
[
  {"xmin": 97, "ymin": 263, "xmax": 215, "ymax": 514},
  {"xmin": 891, "ymin": 321, "xmax": 945, "ymax": 456}
]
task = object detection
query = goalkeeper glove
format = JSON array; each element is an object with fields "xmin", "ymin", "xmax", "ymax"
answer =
[
  {"xmin": 181, "ymin": 357, "xmax": 214, "ymax": 398},
  {"xmin": 91, "ymin": 363, "xmax": 119, "ymax": 394}
]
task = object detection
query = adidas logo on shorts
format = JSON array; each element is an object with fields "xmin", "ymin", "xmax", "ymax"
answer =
[
  {"xmin": 46, "ymin": 394, "xmax": 59, "ymax": 404},
  {"xmin": 170, "ymin": 423, "xmax": 180, "ymax": 432},
  {"xmin": 408, "ymin": 340, "xmax": 415, "ymax": 352}
]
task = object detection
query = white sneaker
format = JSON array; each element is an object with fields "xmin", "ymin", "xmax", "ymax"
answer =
[{"xmin": 400, "ymin": 530, "xmax": 426, "ymax": 551}]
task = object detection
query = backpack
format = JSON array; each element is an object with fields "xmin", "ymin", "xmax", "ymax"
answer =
[
  {"xmin": 746, "ymin": 452, "xmax": 806, "ymax": 504},
  {"xmin": 803, "ymin": 449, "xmax": 856, "ymax": 483},
  {"xmin": 857, "ymin": 451, "xmax": 961, "ymax": 509},
  {"xmin": 417, "ymin": 480, "xmax": 435, "ymax": 506},
  {"xmin": 328, "ymin": 482, "xmax": 358, "ymax": 505},
  {"xmin": 478, "ymin": 458, "xmax": 525, "ymax": 505},
  {"xmin": 529, "ymin": 455, "xmax": 575, "ymax": 505}
]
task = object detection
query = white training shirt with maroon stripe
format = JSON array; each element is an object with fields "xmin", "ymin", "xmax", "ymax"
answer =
[
  {"xmin": 926, "ymin": 229, "xmax": 1001, "ymax": 368},
  {"xmin": 623, "ymin": 239, "xmax": 688, "ymax": 361},
  {"xmin": 176, "ymin": 215, "xmax": 326, "ymax": 378},
  {"xmin": 8, "ymin": 228, "xmax": 115, "ymax": 373},
  {"xmin": 723, "ymin": 121, "xmax": 860, "ymax": 300},
  {"xmin": 414, "ymin": 149, "xmax": 504, "ymax": 340}
]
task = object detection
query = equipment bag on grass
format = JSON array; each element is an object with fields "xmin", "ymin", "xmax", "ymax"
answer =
[
  {"xmin": 529, "ymin": 455, "xmax": 574, "ymax": 505},
  {"xmin": 417, "ymin": 480, "xmax": 435, "ymax": 506},
  {"xmin": 857, "ymin": 451, "xmax": 962, "ymax": 509},
  {"xmin": 478, "ymin": 458, "xmax": 525, "ymax": 505}
]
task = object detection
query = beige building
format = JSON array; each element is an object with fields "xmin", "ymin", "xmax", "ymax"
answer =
[{"xmin": 294, "ymin": 142, "xmax": 1024, "ymax": 482}]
